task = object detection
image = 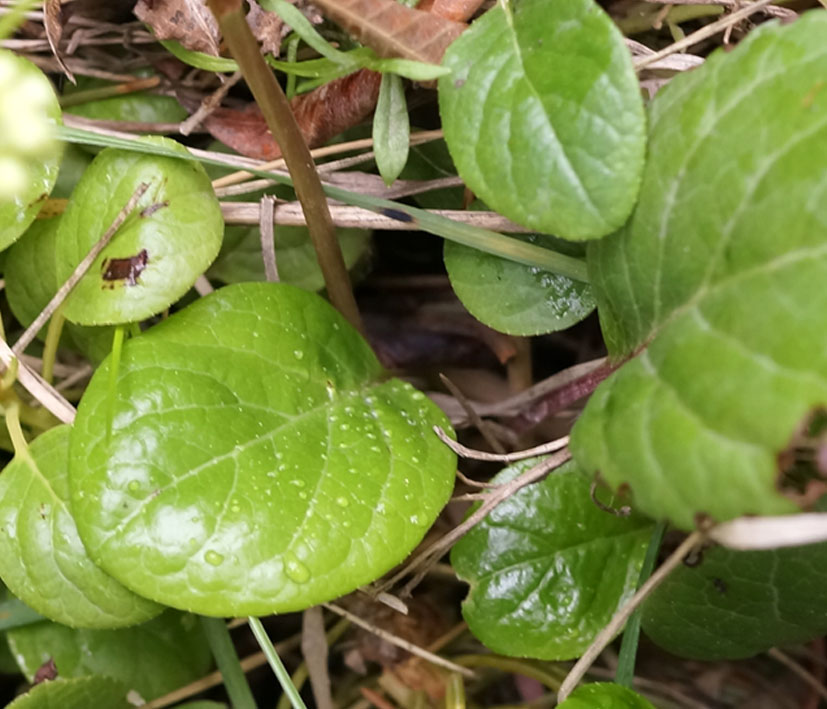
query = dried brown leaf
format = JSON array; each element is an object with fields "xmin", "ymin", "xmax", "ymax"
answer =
[
  {"xmin": 312, "ymin": 0, "xmax": 466, "ymax": 64},
  {"xmin": 44, "ymin": 0, "xmax": 74, "ymax": 82},
  {"xmin": 247, "ymin": 0, "xmax": 285, "ymax": 54},
  {"xmin": 135, "ymin": 0, "xmax": 221, "ymax": 55},
  {"xmin": 415, "ymin": 0, "xmax": 484, "ymax": 22}
]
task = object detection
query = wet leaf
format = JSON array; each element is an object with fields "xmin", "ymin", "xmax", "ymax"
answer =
[
  {"xmin": 444, "ymin": 233, "xmax": 595, "ymax": 335},
  {"xmin": 68, "ymin": 283, "xmax": 456, "ymax": 616},
  {"xmin": 308, "ymin": 0, "xmax": 465, "ymax": 64},
  {"xmin": 571, "ymin": 13, "xmax": 827, "ymax": 529},
  {"xmin": 63, "ymin": 75, "xmax": 187, "ymax": 124},
  {"xmin": 0, "ymin": 426, "xmax": 162, "ymax": 628},
  {"xmin": 451, "ymin": 459, "xmax": 652, "ymax": 660},
  {"xmin": 55, "ymin": 137, "xmax": 223, "ymax": 326},
  {"xmin": 642, "ymin": 542, "xmax": 827, "ymax": 660},
  {"xmin": 0, "ymin": 51, "xmax": 63, "ymax": 250},
  {"xmin": 374, "ymin": 72, "xmax": 410, "ymax": 186},
  {"xmin": 438, "ymin": 0, "xmax": 645, "ymax": 240},
  {"xmin": 7, "ymin": 611, "xmax": 211, "ymax": 701},
  {"xmin": 557, "ymin": 683, "xmax": 655, "ymax": 708},
  {"xmin": 6, "ymin": 676, "xmax": 131, "ymax": 709},
  {"xmin": 208, "ymin": 224, "xmax": 370, "ymax": 291}
]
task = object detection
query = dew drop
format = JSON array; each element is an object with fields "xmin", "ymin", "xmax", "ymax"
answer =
[
  {"xmin": 205, "ymin": 550, "xmax": 224, "ymax": 566},
  {"xmin": 409, "ymin": 513, "xmax": 426, "ymax": 527},
  {"xmin": 290, "ymin": 479, "xmax": 306, "ymax": 488},
  {"xmin": 299, "ymin": 491, "xmax": 308, "ymax": 500},
  {"xmin": 293, "ymin": 349, "xmax": 304, "ymax": 360},
  {"xmin": 283, "ymin": 552, "xmax": 311, "ymax": 583},
  {"xmin": 127, "ymin": 480, "xmax": 140, "ymax": 492},
  {"xmin": 335, "ymin": 496, "xmax": 349, "ymax": 508}
]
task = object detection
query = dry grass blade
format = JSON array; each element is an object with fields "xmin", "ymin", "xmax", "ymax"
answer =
[
  {"xmin": 43, "ymin": 0, "xmax": 74, "ymax": 81},
  {"xmin": 312, "ymin": 0, "xmax": 466, "ymax": 64}
]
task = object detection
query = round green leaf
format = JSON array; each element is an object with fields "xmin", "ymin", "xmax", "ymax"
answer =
[
  {"xmin": 558, "ymin": 683, "xmax": 656, "ymax": 709},
  {"xmin": 445, "ymin": 234, "xmax": 595, "ymax": 335},
  {"xmin": 451, "ymin": 460, "xmax": 652, "ymax": 660},
  {"xmin": 572, "ymin": 12, "xmax": 827, "ymax": 529},
  {"xmin": 642, "ymin": 543, "xmax": 827, "ymax": 660},
  {"xmin": 7, "ymin": 611, "xmax": 211, "ymax": 702},
  {"xmin": 0, "ymin": 50, "xmax": 63, "ymax": 250},
  {"xmin": 6, "ymin": 676, "xmax": 132, "ymax": 709},
  {"xmin": 437, "ymin": 0, "xmax": 645, "ymax": 240},
  {"xmin": 209, "ymin": 224, "xmax": 371, "ymax": 291},
  {"xmin": 64, "ymin": 75, "xmax": 187, "ymax": 124},
  {"xmin": 0, "ymin": 426, "xmax": 162, "ymax": 628},
  {"xmin": 55, "ymin": 138, "xmax": 223, "ymax": 325},
  {"xmin": 69, "ymin": 283, "xmax": 456, "ymax": 616},
  {"xmin": 6, "ymin": 217, "xmax": 114, "ymax": 363}
]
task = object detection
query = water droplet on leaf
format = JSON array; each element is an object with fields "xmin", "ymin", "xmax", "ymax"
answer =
[{"xmin": 205, "ymin": 550, "xmax": 224, "ymax": 566}]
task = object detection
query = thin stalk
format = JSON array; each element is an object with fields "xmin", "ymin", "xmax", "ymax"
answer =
[
  {"xmin": 207, "ymin": 0, "xmax": 365, "ymax": 336},
  {"xmin": 3, "ymin": 398, "xmax": 33, "ymax": 468},
  {"xmin": 41, "ymin": 305, "xmax": 66, "ymax": 385},
  {"xmin": 248, "ymin": 616, "xmax": 309, "ymax": 709},
  {"xmin": 445, "ymin": 674, "xmax": 466, "ymax": 709},
  {"xmin": 200, "ymin": 616, "xmax": 257, "ymax": 709},
  {"xmin": 615, "ymin": 521, "xmax": 666, "ymax": 687}
]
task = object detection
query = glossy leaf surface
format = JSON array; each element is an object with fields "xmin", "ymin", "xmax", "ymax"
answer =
[
  {"xmin": 642, "ymin": 543, "xmax": 827, "ymax": 660},
  {"xmin": 451, "ymin": 460, "xmax": 652, "ymax": 660},
  {"xmin": 0, "ymin": 50, "xmax": 62, "ymax": 250},
  {"xmin": 557, "ymin": 683, "xmax": 655, "ymax": 708},
  {"xmin": 208, "ymin": 224, "xmax": 370, "ymax": 291},
  {"xmin": 438, "ymin": 0, "xmax": 645, "ymax": 240},
  {"xmin": 6, "ymin": 676, "xmax": 131, "ymax": 709},
  {"xmin": 55, "ymin": 138, "xmax": 223, "ymax": 325},
  {"xmin": 69, "ymin": 283, "xmax": 456, "ymax": 615},
  {"xmin": 64, "ymin": 75, "xmax": 187, "ymax": 124},
  {"xmin": 571, "ymin": 13, "xmax": 827, "ymax": 529},
  {"xmin": 444, "ymin": 234, "xmax": 595, "ymax": 335},
  {"xmin": 7, "ymin": 611, "xmax": 211, "ymax": 701},
  {"xmin": 0, "ymin": 426, "xmax": 161, "ymax": 628}
]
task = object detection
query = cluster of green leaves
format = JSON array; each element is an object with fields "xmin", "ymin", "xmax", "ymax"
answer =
[{"xmin": 0, "ymin": 0, "xmax": 826, "ymax": 705}]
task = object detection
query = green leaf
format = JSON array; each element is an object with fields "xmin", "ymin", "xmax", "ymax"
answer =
[
  {"xmin": 64, "ymin": 75, "xmax": 187, "ymax": 124},
  {"xmin": 642, "ymin": 542, "xmax": 827, "ymax": 660},
  {"xmin": 7, "ymin": 611, "xmax": 211, "ymax": 702},
  {"xmin": 399, "ymin": 139, "xmax": 464, "ymax": 210},
  {"xmin": 571, "ymin": 12, "xmax": 827, "ymax": 529},
  {"xmin": 437, "ymin": 0, "xmax": 645, "ymax": 240},
  {"xmin": 55, "ymin": 137, "xmax": 224, "ymax": 326},
  {"xmin": 451, "ymin": 460, "xmax": 652, "ymax": 660},
  {"xmin": 159, "ymin": 39, "xmax": 239, "ymax": 72},
  {"xmin": 374, "ymin": 72, "xmax": 410, "ymax": 186},
  {"xmin": 6, "ymin": 676, "xmax": 132, "ymax": 709},
  {"xmin": 445, "ymin": 233, "xmax": 595, "ymax": 335},
  {"xmin": 208, "ymin": 224, "xmax": 371, "ymax": 291},
  {"xmin": 0, "ymin": 426, "xmax": 162, "ymax": 628},
  {"xmin": 0, "ymin": 50, "xmax": 63, "ymax": 250},
  {"xmin": 557, "ymin": 683, "xmax": 655, "ymax": 709},
  {"xmin": 68, "ymin": 283, "xmax": 456, "ymax": 616},
  {"xmin": 5, "ymin": 217, "xmax": 115, "ymax": 363}
]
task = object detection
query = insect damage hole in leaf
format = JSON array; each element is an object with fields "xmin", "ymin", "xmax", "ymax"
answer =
[{"xmin": 68, "ymin": 283, "xmax": 457, "ymax": 616}]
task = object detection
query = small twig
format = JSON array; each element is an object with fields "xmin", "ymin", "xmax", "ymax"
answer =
[
  {"xmin": 180, "ymin": 70, "xmax": 243, "ymax": 136},
  {"xmin": 634, "ymin": 0, "xmax": 775, "ymax": 71},
  {"xmin": 375, "ymin": 450, "xmax": 571, "ymax": 595},
  {"xmin": 193, "ymin": 275, "xmax": 214, "ymax": 296},
  {"xmin": 589, "ymin": 479, "xmax": 632, "ymax": 517},
  {"xmin": 455, "ymin": 468, "xmax": 499, "ymax": 489},
  {"xmin": 434, "ymin": 425, "xmax": 568, "ymax": 463},
  {"xmin": 302, "ymin": 607, "xmax": 333, "ymax": 709},
  {"xmin": 439, "ymin": 374, "xmax": 506, "ymax": 454},
  {"xmin": 13, "ymin": 181, "xmax": 150, "ymax": 357},
  {"xmin": 768, "ymin": 648, "xmax": 827, "ymax": 704},
  {"xmin": 260, "ymin": 195, "xmax": 279, "ymax": 282},
  {"xmin": 323, "ymin": 602, "xmax": 475, "ymax": 678},
  {"xmin": 556, "ymin": 531, "xmax": 706, "ymax": 702}
]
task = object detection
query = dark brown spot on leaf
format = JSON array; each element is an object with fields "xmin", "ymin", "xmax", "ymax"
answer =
[
  {"xmin": 34, "ymin": 657, "xmax": 57, "ymax": 684},
  {"xmin": 101, "ymin": 249, "xmax": 148, "ymax": 287},
  {"xmin": 712, "ymin": 577, "xmax": 727, "ymax": 594},
  {"xmin": 777, "ymin": 406, "xmax": 827, "ymax": 508}
]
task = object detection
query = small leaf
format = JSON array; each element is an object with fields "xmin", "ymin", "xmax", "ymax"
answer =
[
  {"xmin": 444, "ymin": 233, "xmax": 595, "ymax": 335},
  {"xmin": 557, "ymin": 683, "xmax": 655, "ymax": 708},
  {"xmin": 451, "ymin": 460, "xmax": 652, "ymax": 660},
  {"xmin": 374, "ymin": 72, "xmax": 410, "ymax": 186},
  {"xmin": 0, "ymin": 50, "xmax": 63, "ymax": 250},
  {"xmin": 208, "ymin": 224, "xmax": 370, "ymax": 291},
  {"xmin": 135, "ymin": 0, "xmax": 221, "ymax": 56},
  {"xmin": 571, "ymin": 12, "xmax": 827, "ymax": 529},
  {"xmin": 64, "ymin": 75, "xmax": 187, "ymax": 124},
  {"xmin": 55, "ymin": 137, "xmax": 223, "ymax": 326},
  {"xmin": 0, "ymin": 426, "xmax": 162, "ymax": 628},
  {"xmin": 7, "ymin": 611, "xmax": 211, "ymax": 701},
  {"xmin": 68, "ymin": 283, "xmax": 456, "ymax": 616},
  {"xmin": 642, "ymin": 542, "xmax": 827, "ymax": 660},
  {"xmin": 6, "ymin": 676, "xmax": 132, "ymax": 709},
  {"xmin": 438, "ymin": 0, "xmax": 645, "ymax": 240}
]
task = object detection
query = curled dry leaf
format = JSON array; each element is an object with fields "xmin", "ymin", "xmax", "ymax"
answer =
[
  {"xmin": 415, "ymin": 0, "xmax": 485, "ymax": 23},
  {"xmin": 312, "ymin": 0, "xmax": 466, "ymax": 64},
  {"xmin": 247, "ymin": 0, "xmax": 284, "ymax": 55},
  {"xmin": 43, "ymin": 0, "xmax": 74, "ymax": 82}
]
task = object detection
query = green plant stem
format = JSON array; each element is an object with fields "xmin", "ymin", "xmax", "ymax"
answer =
[
  {"xmin": 106, "ymin": 325, "xmax": 125, "ymax": 446},
  {"xmin": 207, "ymin": 0, "xmax": 366, "ymax": 337},
  {"xmin": 445, "ymin": 673, "xmax": 466, "ymax": 709},
  {"xmin": 0, "ymin": 0, "xmax": 40, "ymax": 40},
  {"xmin": 615, "ymin": 521, "xmax": 667, "ymax": 687},
  {"xmin": 248, "ymin": 616, "xmax": 308, "ymax": 709},
  {"xmin": 200, "ymin": 616, "xmax": 257, "ymax": 709},
  {"xmin": 41, "ymin": 305, "xmax": 66, "ymax": 386},
  {"xmin": 276, "ymin": 617, "xmax": 350, "ymax": 709}
]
